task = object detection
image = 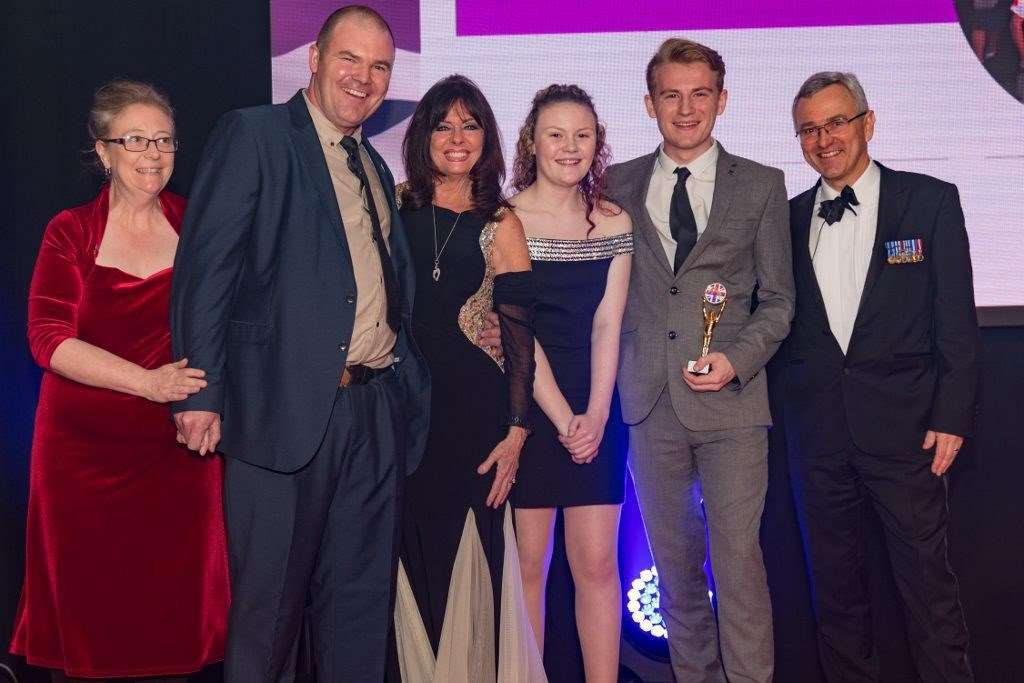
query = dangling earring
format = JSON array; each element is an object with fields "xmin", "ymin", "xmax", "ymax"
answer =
[{"xmin": 103, "ymin": 166, "xmax": 112, "ymax": 181}]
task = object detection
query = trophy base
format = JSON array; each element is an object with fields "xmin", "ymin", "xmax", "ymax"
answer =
[{"xmin": 686, "ymin": 360, "xmax": 711, "ymax": 375}]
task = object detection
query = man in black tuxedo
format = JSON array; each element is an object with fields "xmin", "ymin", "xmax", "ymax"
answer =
[
  {"xmin": 785, "ymin": 71, "xmax": 978, "ymax": 682},
  {"xmin": 170, "ymin": 6, "xmax": 430, "ymax": 681}
]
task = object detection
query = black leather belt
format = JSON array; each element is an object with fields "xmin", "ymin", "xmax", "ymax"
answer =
[{"xmin": 340, "ymin": 363, "xmax": 391, "ymax": 387}]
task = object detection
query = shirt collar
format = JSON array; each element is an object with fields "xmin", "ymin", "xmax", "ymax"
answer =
[
  {"xmin": 817, "ymin": 158, "xmax": 879, "ymax": 203},
  {"xmin": 303, "ymin": 89, "xmax": 362, "ymax": 147},
  {"xmin": 655, "ymin": 139, "xmax": 719, "ymax": 180}
]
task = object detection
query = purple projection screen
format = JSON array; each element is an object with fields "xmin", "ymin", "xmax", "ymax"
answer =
[
  {"xmin": 456, "ymin": 1, "xmax": 956, "ymax": 34},
  {"xmin": 272, "ymin": 1, "xmax": 1024, "ymax": 308}
]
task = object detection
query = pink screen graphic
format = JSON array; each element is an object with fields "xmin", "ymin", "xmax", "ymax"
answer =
[{"xmin": 456, "ymin": 0, "xmax": 956, "ymax": 35}]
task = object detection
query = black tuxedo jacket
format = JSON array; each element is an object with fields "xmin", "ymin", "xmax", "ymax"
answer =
[
  {"xmin": 783, "ymin": 163, "xmax": 978, "ymax": 455},
  {"xmin": 171, "ymin": 91, "xmax": 430, "ymax": 474}
]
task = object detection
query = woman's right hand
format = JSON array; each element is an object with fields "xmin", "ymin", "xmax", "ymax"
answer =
[
  {"xmin": 141, "ymin": 358, "xmax": 207, "ymax": 403},
  {"xmin": 560, "ymin": 412, "xmax": 607, "ymax": 464}
]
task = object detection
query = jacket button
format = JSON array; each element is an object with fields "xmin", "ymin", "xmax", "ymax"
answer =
[
  {"xmin": 669, "ymin": 286, "xmax": 679, "ymax": 295},
  {"xmin": 338, "ymin": 342, "xmax": 348, "ymax": 352},
  {"xmin": 668, "ymin": 331, "xmax": 677, "ymax": 340},
  {"xmin": 345, "ymin": 294, "xmax": 355, "ymax": 304}
]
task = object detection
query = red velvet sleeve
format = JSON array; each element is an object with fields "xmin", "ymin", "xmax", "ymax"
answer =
[{"xmin": 27, "ymin": 209, "xmax": 88, "ymax": 369}]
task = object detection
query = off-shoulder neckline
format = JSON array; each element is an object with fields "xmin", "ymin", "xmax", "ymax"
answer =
[{"xmin": 526, "ymin": 233, "xmax": 632, "ymax": 243}]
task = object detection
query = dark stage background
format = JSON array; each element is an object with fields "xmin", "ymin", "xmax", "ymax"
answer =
[{"xmin": 2, "ymin": 3, "xmax": 1022, "ymax": 682}]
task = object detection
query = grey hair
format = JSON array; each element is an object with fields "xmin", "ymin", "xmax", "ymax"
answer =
[{"xmin": 792, "ymin": 71, "xmax": 869, "ymax": 117}]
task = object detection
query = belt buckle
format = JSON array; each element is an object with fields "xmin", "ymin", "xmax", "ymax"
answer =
[
  {"xmin": 340, "ymin": 365, "xmax": 364, "ymax": 388},
  {"xmin": 341, "ymin": 362, "xmax": 390, "ymax": 388}
]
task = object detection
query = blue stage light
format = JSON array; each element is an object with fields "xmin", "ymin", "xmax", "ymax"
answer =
[
  {"xmin": 626, "ymin": 566, "xmax": 667, "ymax": 639},
  {"xmin": 626, "ymin": 566, "xmax": 715, "ymax": 640}
]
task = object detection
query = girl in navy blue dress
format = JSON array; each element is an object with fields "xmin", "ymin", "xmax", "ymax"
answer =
[{"xmin": 508, "ymin": 85, "xmax": 632, "ymax": 683}]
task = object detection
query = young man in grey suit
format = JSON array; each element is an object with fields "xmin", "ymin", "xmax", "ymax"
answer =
[{"xmin": 606, "ymin": 39, "xmax": 794, "ymax": 683}]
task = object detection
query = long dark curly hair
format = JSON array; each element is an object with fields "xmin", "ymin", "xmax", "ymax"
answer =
[
  {"xmin": 400, "ymin": 74, "xmax": 506, "ymax": 221},
  {"xmin": 510, "ymin": 84, "xmax": 615, "ymax": 230}
]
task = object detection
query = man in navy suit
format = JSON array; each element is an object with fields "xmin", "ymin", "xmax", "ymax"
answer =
[
  {"xmin": 170, "ymin": 6, "xmax": 430, "ymax": 681},
  {"xmin": 785, "ymin": 71, "xmax": 978, "ymax": 683}
]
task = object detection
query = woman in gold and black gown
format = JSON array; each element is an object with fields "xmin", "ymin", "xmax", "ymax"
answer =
[{"xmin": 388, "ymin": 75, "xmax": 547, "ymax": 682}]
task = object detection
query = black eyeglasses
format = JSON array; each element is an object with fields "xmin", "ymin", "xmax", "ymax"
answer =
[
  {"xmin": 795, "ymin": 111, "xmax": 867, "ymax": 140},
  {"xmin": 100, "ymin": 135, "xmax": 180, "ymax": 153}
]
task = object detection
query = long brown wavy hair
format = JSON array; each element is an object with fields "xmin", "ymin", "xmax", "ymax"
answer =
[
  {"xmin": 510, "ymin": 84, "xmax": 615, "ymax": 231},
  {"xmin": 400, "ymin": 75, "xmax": 507, "ymax": 221}
]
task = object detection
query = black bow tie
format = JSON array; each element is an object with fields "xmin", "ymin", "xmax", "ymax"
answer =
[{"xmin": 817, "ymin": 185, "xmax": 860, "ymax": 225}]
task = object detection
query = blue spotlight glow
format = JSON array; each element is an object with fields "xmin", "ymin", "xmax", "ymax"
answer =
[
  {"xmin": 625, "ymin": 566, "xmax": 716, "ymax": 640},
  {"xmin": 626, "ymin": 566, "xmax": 667, "ymax": 639}
]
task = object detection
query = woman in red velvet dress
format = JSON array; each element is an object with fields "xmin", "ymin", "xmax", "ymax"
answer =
[{"xmin": 10, "ymin": 81, "xmax": 229, "ymax": 681}]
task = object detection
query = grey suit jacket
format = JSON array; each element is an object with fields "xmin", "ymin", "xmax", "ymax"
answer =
[{"xmin": 606, "ymin": 145, "xmax": 794, "ymax": 430}]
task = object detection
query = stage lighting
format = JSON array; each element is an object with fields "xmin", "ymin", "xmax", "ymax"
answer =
[
  {"xmin": 626, "ymin": 566, "xmax": 715, "ymax": 640},
  {"xmin": 626, "ymin": 566, "xmax": 667, "ymax": 639}
]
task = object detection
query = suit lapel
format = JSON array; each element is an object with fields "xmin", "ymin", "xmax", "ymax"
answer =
[
  {"xmin": 792, "ymin": 182, "xmax": 830, "ymax": 326},
  {"xmin": 286, "ymin": 92, "xmax": 350, "ymax": 256},
  {"xmin": 628, "ymin": 150, "xmax": 673, "ymax": 278},
  {"xmin": 852, "ymin": 163, "xmax": 908, "ymax": 330},
  {"xmin": 678, "ymin": 145, "xmax": 737, "ymax": 276}
]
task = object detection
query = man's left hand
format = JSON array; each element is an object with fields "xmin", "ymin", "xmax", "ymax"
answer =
[
  {"xmin": 174, "ymin": 410, "xmax": 221, "ymax": 456},
  {"xmin": 922, "ymin": 430, "xmax": 964, "ymax": 476},
  {"xmin": 682, "ymin": 352, "xmax": 737, "ymax": 392}
]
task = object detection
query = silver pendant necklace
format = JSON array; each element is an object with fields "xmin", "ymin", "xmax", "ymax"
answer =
[{"xmin": 431, "ymin": 204, "xmax": 464, "ymax": 282}]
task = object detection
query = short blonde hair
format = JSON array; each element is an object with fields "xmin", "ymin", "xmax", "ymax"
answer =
[{"xmin": 645, "ymin": 38, "xmax": 726, "ymax": 95}]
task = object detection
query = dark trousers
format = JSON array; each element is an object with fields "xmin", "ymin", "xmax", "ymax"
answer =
[
  {"xmin": 222, "ymin": 372, "xmax": 404, "ymax": 682},
  {"xmin": 788, "ymin": 433, "xmax": 973, "ymax": 683}
]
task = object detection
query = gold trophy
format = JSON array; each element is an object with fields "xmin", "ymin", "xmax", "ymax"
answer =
[{"xmin": 687, "ymin": 282, "xmax": 728, "ymax": 375}]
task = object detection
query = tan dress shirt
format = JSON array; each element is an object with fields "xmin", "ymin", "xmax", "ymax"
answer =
[{"xmin": 304, "ymin": 91, "xmax": 395, "ymax": 368}]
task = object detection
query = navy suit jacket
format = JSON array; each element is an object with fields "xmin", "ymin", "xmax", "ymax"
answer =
[
  {"xmin": 171, "ymin": 91, "xmax": 430, "ymax": 474},
  {"xmin": 783, "ymin": 163, "xmax": 978, "ymax": 456}
]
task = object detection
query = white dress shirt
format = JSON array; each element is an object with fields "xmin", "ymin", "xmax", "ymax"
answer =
[
  {"xmin": 645, "ymin": 141, "xmax": 719, "ymax": 265},
  {"xmin": 810, "ymin": 160, "xmax": 881, "ymax": 354}
]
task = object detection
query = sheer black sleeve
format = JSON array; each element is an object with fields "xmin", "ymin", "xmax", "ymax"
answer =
[{"xmin": 493, "ymin": 270, "xmax": 536, "ymax": 432}]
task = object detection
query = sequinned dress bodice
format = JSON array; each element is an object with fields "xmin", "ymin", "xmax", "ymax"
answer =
[{"xmin": 528, "ymin": 232, "xmax": 633, "ymax": 354}]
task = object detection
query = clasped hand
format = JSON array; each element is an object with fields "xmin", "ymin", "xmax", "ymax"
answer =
[
  {"xmin": 558, "ymin": 412, "xmax": 607, "ymax": 464},
  {"xmin": 174, "ymin": 410, "xmax": 221, "ymax": 456}
]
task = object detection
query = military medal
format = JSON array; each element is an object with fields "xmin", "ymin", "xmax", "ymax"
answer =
[
  {"xmin": 885, "ymin": 238, "xmax": 924, "ymax": 264},
  {"xmin": 687, "ymin": 283, "xmax": 728, "ymax": 375}
]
